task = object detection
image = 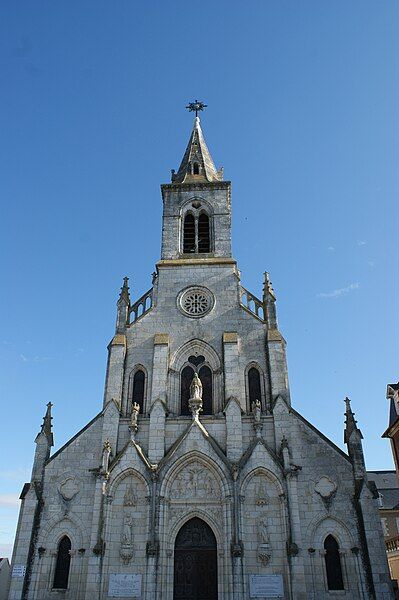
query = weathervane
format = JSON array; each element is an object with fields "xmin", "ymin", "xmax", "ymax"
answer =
[{"xmin": 186, "ymin": 99, "xmax": 207, "ymax": 117}]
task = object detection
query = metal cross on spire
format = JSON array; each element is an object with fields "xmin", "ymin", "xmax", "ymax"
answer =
[{"xmin": 186, "ymin": 99, "xmax": 207, "ymax": 117}]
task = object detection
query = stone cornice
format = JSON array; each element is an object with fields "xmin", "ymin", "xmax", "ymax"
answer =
[
  {"xmin": 161, "ymin": 181, "xmax": 231, "ymax": 193},
  {"xmin": 157, "ymin": 257, "xmax": 236, "ymax": 268}
]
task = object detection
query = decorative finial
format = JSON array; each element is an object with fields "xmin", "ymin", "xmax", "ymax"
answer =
[
  {"xmin": 38, "ymin": 402, "xmax": 54, "ymax": 446},
  {"xmin": 344, "ymin": 396, "xmax": 352, "ymax": 414},
  {"xmin": 119, "ymin": 276, "xmax": 130, "ymax": 305},
  {"xmin": 186, "ymin": 100, "xmax": 207, "ymax": 118},
  {"xmin": 263, "ymin": 272, "xmax": 276, "ymax": 300},
  {"xmin": 41, "ymin": 402, "xmax": 53, "ymax": 436}
]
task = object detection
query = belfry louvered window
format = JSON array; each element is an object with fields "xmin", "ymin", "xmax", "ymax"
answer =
[
  {"xmin": 183, "ymin": 212, "xmax": 210, "ymax": 254},
  {"xmin": 324, "ymin": 535, "xmax": 344, "ymax": 590},
  {"xmin": 53, "ymin": 535, "xmax": 71, "ymax": 589},
  {"xmin": 198, "ymin": 214, "xmax": 210, "ymax": 253},
  {"xmin": 183, "ymin": 214, "xmax": 196, "ymax": 253}
]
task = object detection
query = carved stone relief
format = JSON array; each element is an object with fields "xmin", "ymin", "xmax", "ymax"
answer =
[
  {"xmin": 314, "ymin": 476, "xmax": 337, "ymax": 510},
  {"xmin": 170, "ymin": 462, "xmax": 221, "ymax": 500},
  {"xmin": 58, "ymin": 476, "xmax": 79, "ymax": 514},
  {"xmin": 123, "ymin": 483, "xmax": 137, "ymax": 507},
  {"xmin": 59, "ymin": 477, "xmax": 79, "ymax": 501}
]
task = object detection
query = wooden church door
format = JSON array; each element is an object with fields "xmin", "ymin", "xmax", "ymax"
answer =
[{"xmin": 173, "ymin": 517, "xmax": 218, "ymax": 600}]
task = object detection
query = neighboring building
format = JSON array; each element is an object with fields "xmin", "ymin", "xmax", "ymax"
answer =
[
  {"xmin": 381, "ymin": 384, "xmax": 399, "ymax": 589},
  {"xmin": 383, "ymin": 384, "xmax": 399, "ymax": 474},
  {"xmin": 9, "ymin": 111, "xmax": 393, "ymax": 599},
  {"xmin": 0, "ymin": 558, "xmax": 11, "ymax": 600},
  {"xmin": 367, "ymin": 470, "xmax": 399, "ymax": 584}
]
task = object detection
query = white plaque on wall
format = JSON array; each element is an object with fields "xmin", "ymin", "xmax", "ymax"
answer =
[
  {"xmin": 12, "ymin": 565, "xmax": 26, "ymax": 578},
  {"xmin": 249, "ymin": 574, "xmax": 284, "ymax": 598},
  {"xmin": 108, "ymin": 573, "xmax": 142, "ymax": 598}
]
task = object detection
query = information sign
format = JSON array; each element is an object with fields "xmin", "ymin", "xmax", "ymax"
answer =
[{"xmin": 108, "ymin": 573, "xmax": 142, "ymax": 598}]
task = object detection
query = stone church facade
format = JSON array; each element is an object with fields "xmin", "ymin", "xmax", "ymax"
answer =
[{"xmin": 9, "ymin": 115, "xmax": 393, "ymax": 599}]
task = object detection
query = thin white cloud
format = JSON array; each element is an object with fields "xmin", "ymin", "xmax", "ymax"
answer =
[
  {"xmin": 368, "ymin": 260, "xmax": 375, "ymax": 268},
  {"xmin": 317, "ymin": 282, "xmax": 360, "ymax": 299},
  {"xmin": 328, "ymin": 246, "xmax": 335, "ymax": 252},
  {"xmin": 357, "ymin": 241, "xmax": 366, "ymax": 246},
  {"xmin": 19, "ymin": 354, "xmax": 51, "ymax": 363},
  {"xmin": 0, "ymin": 493, "xmax": 20, "ymax": 507}
]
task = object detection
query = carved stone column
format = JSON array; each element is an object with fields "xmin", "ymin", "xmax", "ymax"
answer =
[
  {"xmin": 282, "ymin": 442, "xmax": 307, "ymax": 599},
  {"xmin": 146, "ymin": 471, "xmax": 159, "ymax": 598},
  {"xmin": 231, "ymin": 465, "xmax": 245, "ymax": 600}
]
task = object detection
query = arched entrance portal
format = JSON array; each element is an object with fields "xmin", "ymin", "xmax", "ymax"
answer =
[{"xmin": 173, "ymin": 517, "xmax": 218, "ymax": 600}]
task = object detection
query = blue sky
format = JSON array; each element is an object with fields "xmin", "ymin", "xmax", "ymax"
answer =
[{"xmin": 1, "ymin": 1, "xmax": 398, "ymax": 559}]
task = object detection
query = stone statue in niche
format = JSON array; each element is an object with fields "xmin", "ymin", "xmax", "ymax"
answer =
[
  {"xmin": 252, "ymin": 399, "xmax": 262, "ymax": 422},
  {"xmin": 257, "ymin": 514, "xmax": 270, "ymax": 544},
  {"xmin": 123, "ymin": 483, "xmax": 136, "ymax": 507},
  {"xmin": 120, "ymin": 514, "xmax": 134, "ymax": 564},
  {"xmin": 189, "ymin": 372, "xmax": 203, "ymax": 419},
  {"xmin": 190, "ymin": 372, "xmax": 203, "ymax": 400},
  {"xmin": 121, "ymin": 515, "xmax": 133, "ymax": 546},
  {"xmin": 257, "ymin": 513, "xmax": 272, "ymax": 566}
]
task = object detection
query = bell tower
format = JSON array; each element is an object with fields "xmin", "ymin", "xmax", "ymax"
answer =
[{"xmin": 160, "ymin": 105, "xmax": 232, "ymax": 261}]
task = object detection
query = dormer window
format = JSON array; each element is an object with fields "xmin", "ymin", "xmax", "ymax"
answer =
[
  {"xmin": 183, "ymin": 210, "xmax": 211, "ymax": 254},
  {"xmin": 193, "ymin": 162, "xmax": 200, "ymax": 175}
]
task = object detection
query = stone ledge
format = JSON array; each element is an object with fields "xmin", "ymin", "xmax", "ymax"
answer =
[
  {"xmin": 223, "ymin": 332, "xmax": 238, "ymax": 344},
  {"xmin": 109, "ymin": 334, "xmax": 126, "ymax": 347},
  {"xmin": 157, "ymin": 258, "xmax": 236, "ymax": 267},
  {"xmin": 154, "ymin": 333, "xmax": 169, "ymax": 346},
  {"xmin": 267, "ymin": 329, "xmax": 283, "ymax": 342}
]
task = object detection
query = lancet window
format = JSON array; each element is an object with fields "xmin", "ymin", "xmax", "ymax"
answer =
[
  {"xmin": 53, "ymin": 535, "xmax": 71, "ymax": 590},
  {"xmin": 248, "ymin": 367, "xmax": 262, "ymax": 409},
  {"xmin": 180, "ymin": 364, "xmax": 213, "ymax": 415},
  {"xmin": 324, "ymin": 535, "xmax": 344, "ymax": 590},
  {"xmin": 129, "ymin": 367, "xmax": 146, "ymax": 414},
  {"xmin": 182, "ymin": 210, "xmax": 211, "ymax": 254}
]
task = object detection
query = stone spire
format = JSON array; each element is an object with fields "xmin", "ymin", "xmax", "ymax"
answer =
[
  {"xmin": 344, "ymin": 397, "xmax": 366, "ymax": 479},
  {"xmin": 119, "ymin": 276, "xmax": 130, "ymax": 305},
  {"xmin": 116, "ymin": 276, "xmax": 130, "ymax": 333},
  {"xmin": 263, "ymin": 272, "xmax": 277, "ymax": 329},
  {"xmin": 171, "ymin": 117, "xmax": 223, "ymax": 184},
  {"xmin": 32, "ymin": 402, "xmax": 53, "ymax": 481},
  {"xmin": 36, "ymin": 402, "xmax": 54, "ymax": 446}
]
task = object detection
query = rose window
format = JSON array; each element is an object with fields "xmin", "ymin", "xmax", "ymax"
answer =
[{"xmin": 178, "ymin": 287, "xmax": 214, "ymax": 318}]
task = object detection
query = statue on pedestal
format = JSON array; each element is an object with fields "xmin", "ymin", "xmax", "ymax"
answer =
[{"xmin": 188, "ymin": 373, "xmax": 203, "ymax": 419}]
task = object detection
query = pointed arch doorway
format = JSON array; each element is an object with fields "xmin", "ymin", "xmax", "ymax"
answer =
[{"xmin": 173, "ymin": 517, "xmax": 218, "ymax": 600}]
